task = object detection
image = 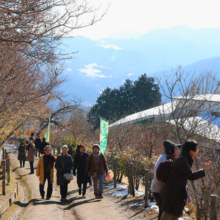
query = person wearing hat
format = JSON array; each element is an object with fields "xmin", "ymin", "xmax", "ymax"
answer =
[
  {"xmin": 55, "ymin": 145, "xmax": 73, "ymax": 202},
  {"xmin": 150, "ymin": 140, "xmax": 181, "ymax": 220},
  {"xmin": 86, "ymin": 144, "xmax": 108, "ymax": 199},
  {"xmin": 159, "ymin": 140, "xmax": 210, "ymax": 220}
]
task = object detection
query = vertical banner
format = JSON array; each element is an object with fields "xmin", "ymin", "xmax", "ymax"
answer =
[
  {"xmin": 100, "ymin": 117, "xmax": 109, "ymax": 155},
  {"xmin": 44, "ymin": 118, "xmax": 51, "ymax": 142}
]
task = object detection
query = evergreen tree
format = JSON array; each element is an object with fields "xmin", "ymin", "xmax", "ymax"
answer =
[{"xmin": 87, "ymin": 74, "xmax": 161, "ymax": 129}]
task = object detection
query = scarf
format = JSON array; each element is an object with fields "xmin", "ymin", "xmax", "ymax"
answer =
[{"xmin": 44, "ymin": 153, "xmax": 55, "ymax": 171}]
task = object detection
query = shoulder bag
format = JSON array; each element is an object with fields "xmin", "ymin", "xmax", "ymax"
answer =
[{"xmin": 61, "ymin": 156, "xmax": 73, "ymax": 181}]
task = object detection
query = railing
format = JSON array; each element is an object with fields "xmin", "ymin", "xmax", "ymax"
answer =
[{"xmin": 1, "ymin": 148, "xmax": 11, "ymax": 195}]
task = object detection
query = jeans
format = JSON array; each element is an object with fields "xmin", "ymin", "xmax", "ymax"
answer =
[
  {"xmin": 29, "ymin": 161, "xmax": 34, "ymax": 173},
  {"xmin": 153, "ymin": 192, "xmax": 162, "ymax": 220},
  {"xmin": 92, "ymin": 174, "xmax": 105, "ymax": 195},
  {"xmin": 60, "ymin": 183, "xmax": 68, "ymax": 199},
  {"xmin": 39, "ymin": 173, "xmax": 53, "ymax": 199},
  {"xmin": 160, "ymin": 211, "xmax": 178, "ymax": 220}
]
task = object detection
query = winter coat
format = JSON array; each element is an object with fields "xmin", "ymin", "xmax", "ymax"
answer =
[
  {"xmin": 17, "ymin": 143, "xmax": 27, "ymax": 161},
  {"xmin": 73, "ymin": 152, "xmax": 90, "ymax": 185},
  {"xmin": 55, "ymin": 154, "xmax": 73, "ymax": 186},
  {"xmin": 39, "ymin": 141, "xmax": 49, "ymax": 154},
  {"xmin": 36, "ymin": 154, "xmax": 56, "ymax": 185},
  {"xmin": 86, "ymin": 153, "xmax": 108, "ymax": 177},
  {"xmin": 159, "ymin": 150, "xmax": 205, "ymax": 217},
  {"xmin": 34, "ymin": 138, "xmax": 42, "ymax": 150},
  {"xmin": 26, "ymin": 141, "xmax": 35, "ymax": 162},
  {"xmin": 150, "ymin": 154, "xmax": 167, "ymax": 193}
]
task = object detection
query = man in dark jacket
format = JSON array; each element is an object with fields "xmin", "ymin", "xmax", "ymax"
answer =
[
  {"xmin": 34, "ymin": 135, "xmax": 42, "ymax": 157},
  {"xmin": 39, "ymin": 138, "xmax": 49, "ymax": 156},
  {"xmin": 55, "ymin": 145, "xmax": 73, "ymax": 202},
  {"xmin": 159, "ymin": 140, "xmax": 210, "ymax": 219},
  {"xmin": 73, "ymin": 144, "xmax": 89, "ymax": 197}
]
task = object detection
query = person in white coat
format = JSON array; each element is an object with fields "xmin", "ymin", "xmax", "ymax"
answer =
[{"xmin": 150, "ymin": 140, "xmax": 181, "ymax": 220}]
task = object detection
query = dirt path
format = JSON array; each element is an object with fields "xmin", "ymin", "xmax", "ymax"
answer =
[{"xmin": 6, "ymin": 146, "xmax": 151, "ymax": 220}]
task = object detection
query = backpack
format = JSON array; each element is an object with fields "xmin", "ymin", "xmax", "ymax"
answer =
[{"xmin": 156, "ymin": 158, "xmax": 174, "ymax": 182}]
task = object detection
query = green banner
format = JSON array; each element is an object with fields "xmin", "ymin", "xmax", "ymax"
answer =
[
  {"xmin": 100, "ymin": 117, "xmax": 109, "ymax": 155},
  {"xmin": 44, "ymin": 118, "xmax": 50, "ymax": 142}
]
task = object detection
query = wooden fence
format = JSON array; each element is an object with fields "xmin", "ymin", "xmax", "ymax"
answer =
[{"xmin": 0, "ymin": 148, "xmax": 11, "ymax": 195}]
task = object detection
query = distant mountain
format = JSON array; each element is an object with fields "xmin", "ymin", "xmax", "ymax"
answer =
[
  {"xmin": 59, "ymin": 26, "xmax": 220, "ymax": 105},
  {"xmin": 107, "ymin": 29, "xmax": 143, "ymax": 40}
]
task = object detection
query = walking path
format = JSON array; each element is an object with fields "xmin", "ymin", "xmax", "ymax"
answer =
[{"xmin": 6, "ymin": 146, "xmax": 149, "ymax": 220}]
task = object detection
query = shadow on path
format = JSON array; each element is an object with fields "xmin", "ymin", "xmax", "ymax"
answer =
[{"xmin": 64, "ymin": 198, "xmax": 101, "ymax": 210}]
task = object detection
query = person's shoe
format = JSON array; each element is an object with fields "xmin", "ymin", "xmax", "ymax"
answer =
[
  {"xmin": 82, "ymin": 195, "xmax": 86, "ymax": 198},
  {"xmin": 60, "ymin": 198, "xmax": 64, "ymax": 202},
  {"xmin": 63, "ymin": 198, "xmax": 68, "ymax": 202},
  {"xmin": 98, "ymin": 193, "xmax": 103, "ymax": 199},
  {"xmin": 79, "ymin": 188, "xmax": 81, "ymax": 195},
  {"xmin": 20, "ymin": 165, "xmax": 22, "ymax": 168},
  {"xmin": 41, "ymin": 196, "xmax": 45, "ymax": 199},
  {"xmin": 46, "ymin": 197, "xmax": 51, "ymax": 200}
]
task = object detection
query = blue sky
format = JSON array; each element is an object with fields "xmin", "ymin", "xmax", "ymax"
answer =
[{"xmin": 72, "ymin": 0, "xmax": 220, "ymax": 39}]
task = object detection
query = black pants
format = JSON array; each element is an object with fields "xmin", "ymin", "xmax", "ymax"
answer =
[
  {"xmin": 60, "ymin": 183, "xmax": 68, "ymax": 199},
  {"xmin": 20, "ymin": 160, "xmax": 25, "ymax": 167},
  {"xmin": 78, "ymin": 181, "xmax": 87, "ymax": 195},
  {"xmin": 29, "ymin": 161, "xmax": 34, "ymax": 173},
  {"xmin": 153, "ymin": 192, "xmax": 162, "ymax": 220},
  {"xmin": 40, "ymin": 174, "xmax": 53, "ymax": 199}
]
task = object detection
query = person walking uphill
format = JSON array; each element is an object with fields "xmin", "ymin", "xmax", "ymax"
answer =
[
  {"xmin": 17, "ymin": 140, "xmax": 27, "ymax": 167},
  {"xmin": 73, "ymin": 144, "xmax": 89, "ymax": 198},
  {"xmin": 36, "ymin": 146, "xmax": 56, "ymax": 200},
  {"xmin": 39, "ymin": 138, "xmax": 49, "ymax": 156},
  {"xmin": 55, "ymin": 145, "xmax": 73, "ymax": 202},
  {"xmin": 86, "ymin": 144, "xmax": 108, "ymax": 199},
  {"xmin": 26, "ymin": 133, "xmax": 36, "ymax": 174},
  {"xmin": 159, "ymin": 140, "xmax": 211, "ymax": 220},
  {"xmin": 35, "ymin": 135, "xmax": 42, "ymax": 157},
  {"xmin": 150, "ymin": 140, "xmax": 181, "ymax": 220}
]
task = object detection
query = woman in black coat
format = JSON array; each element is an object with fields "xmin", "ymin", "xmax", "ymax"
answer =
[
  {"xmin": 73, "ymin": 144, "xmax": 89, "ymax": 197},
  {"xmin": 17, "ymin": 141, "xmax": 27, "ymax": 167},
  {"xmin": 55, "ymin": 145, "xmax": 73, "ymax": 202},
  {"xmin": 159, "ymin": 140, "xmax": 210, "ymax": 220}
]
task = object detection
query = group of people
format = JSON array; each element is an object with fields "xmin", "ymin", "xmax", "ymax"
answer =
[
  {"xmin": 18, "ymin": 135, "xmax": 109, "ymax": 202},
  {"xmin": 17, "ymin": 133, "xmax": 49, "ymax": 173},
  {"xmin": 150, "ymin": 139, "xmax": 210, "ymax": 220}
]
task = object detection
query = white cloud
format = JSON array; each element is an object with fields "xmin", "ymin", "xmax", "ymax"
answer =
[
  {"xmin": 67, "ymin": 68, "xmax": 72, "ymax": 71},
  {"xmin": 96, "ymin": 44, "xmax": 123, "ymax": 50},
  {"xmin": 79, "ymin": 63, "xmax": 108, "ymax": 78},
  {"xmin": 109, "ymin": 75, "xmax": 112, "ymax": 77},
  {"xmin": 128, "ymin": 73, "xmax": 134, "ymax": 76}
]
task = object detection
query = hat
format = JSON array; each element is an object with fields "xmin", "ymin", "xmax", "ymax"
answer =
[
  {"xmin": 61, "ymin": 145, "xmax": 69, "ymax": 150},
  {"xmin": 93, "ymin": 144, "xmax": 100, "ymax": 150},
  {"xmin": 163, "ymin": 140, "xmax": 176, "ymax": 152}
]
